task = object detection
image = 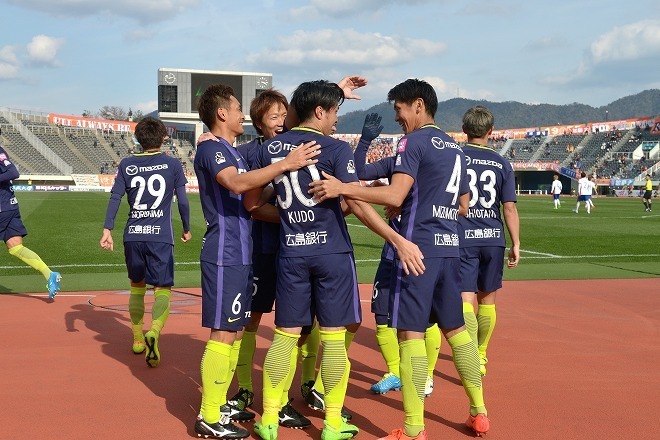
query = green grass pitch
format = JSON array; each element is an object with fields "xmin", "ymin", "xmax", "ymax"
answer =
[{"xmin": 1, "ymin": 192, "xmax": 658, "ymax": 294}]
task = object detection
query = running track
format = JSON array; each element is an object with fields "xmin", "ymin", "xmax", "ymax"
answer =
[{"xmin": 1, "ymin": 279, "xmax": 657, "ymax": 439}]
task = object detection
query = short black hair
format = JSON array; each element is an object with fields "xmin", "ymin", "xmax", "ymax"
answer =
[
  {"xmin": 581, "ymin": 172, "xmax": 587, "ymax": 178},
  {"xmin": 134, "ymin": 117, "xmax": 166, "ymax": 150},
  {"xmin": 387, "ymin": 78, "xmax": 438, "ymax": 117},
  {"xmin": 290, "ymin": 80, "xmax": 344, "ymax": 122},
  {"xmin": 197, "ymin": 84, "xmax": 235, "ymax": 130}
]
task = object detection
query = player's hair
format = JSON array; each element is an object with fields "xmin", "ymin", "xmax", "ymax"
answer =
[
  {"xmin": 134, "ymin": 117, "xmax": 167, "ymax": 150},
  {"xmin": 197, "ymin": 84, "xmax": 235, "ymax": 130},
  {"xmin": 462, "ymin": 105, "xmax": 494, "ymax": 139},
  {"xmin": 647, "ymin": 174, "xmax": 651, "ymax": 178},
  {"xmin": 291, "ymin": 80, "xmax": 344, "ymax": 123},
  {"xmin": 387, "ymin": 78, "xmax": 438, "ymax": 117},
  {"xmin": 581, "ymin": 172, "xmax": 587, "ymax": 177},
  {"xmin": 554, "ymin": 174, "xmax": 559, "ymax": 179},
  {"xmin": 250, "ymin": 89, "xmax": 288, "ymax": 136}
]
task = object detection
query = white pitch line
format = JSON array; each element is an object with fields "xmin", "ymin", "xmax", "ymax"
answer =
[{"xmin": 519, "ymin": 249, "xmax": 562, "ymax": 258}]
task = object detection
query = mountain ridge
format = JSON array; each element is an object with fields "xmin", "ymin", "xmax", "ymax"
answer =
[{"xmin": 337, "ymin": 89, "xmax": 660, "ymax": 134}]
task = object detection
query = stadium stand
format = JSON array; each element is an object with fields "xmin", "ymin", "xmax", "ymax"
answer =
[{"xmin": 506, "ymin": 136, "xmax": 545, "ymax": 161}]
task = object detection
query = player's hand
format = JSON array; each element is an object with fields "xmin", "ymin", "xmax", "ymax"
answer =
[
  {"xmin": 392, "ymin": 237, "xmax": 425, "ymax": 276},
  {"xmin": 196, "ymin": 131, "xmax": 217, "ymax": 146},
  {"xmin": 337, "ymin": 75, "xmax": 368, "ymax": 100},
  {"xmin": 507, "ymin": 244, "xmax": 520, "ymax": 268},
  {"xmin": 360, "ymin": 113, "xmax": 383, "ymax": 143},
  {"xmin": 309, "ymin": 171, "xmax": 344, "ymax": 201},
  {"xmin": 384, "ymin": 205, "xmax": 401, "ymax": 221},
  {"xmin": 181, "ymin": 230, "xmax": 192, "ymax": 242},
  {"xmin": 100, "ymin": 228, "xmax": 114, "ymax": 251},
  {"xmin": 282, "ymin": 141, "xmax": 320, "ymax": 171}
]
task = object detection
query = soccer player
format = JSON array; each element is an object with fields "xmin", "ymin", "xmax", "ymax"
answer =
[
  {"xmin": 248, "ymin": 80, "xmax": 424, "ymax": 440},
  {"xmin": 229, "ymin": 89, "xmax": 311, "ymax": 429},
  {"xmin": 309, "ymin": 78, "xmax": 488, "ymax": 440},
  {"xmin": 458, "ymin": 105, "xmax": 520, "ymax": 383},
  {"xmin": 100, "ymin": 117, "xmax": 191, "ymax": 366},
  {"xmin": 192, "ymin": 83, "xmax": 320, "ymax": 439},
  {"xmin": 643, "ymin": 174, "xmax": 653, "ymax": 212},
  {"xmin": 0, "ymin": 146, "xmax": 61, "ymax": 298},
  {"xmin": 351, "ymin": 113, "xmax": 441, "ymax": 397},
  {"xmin": 574, "ymin": 172, "xmax": 592, "ymax": 214},
  {"xmin": 551, "ymin": 174, "xmax": 562, "ymax": 209}
]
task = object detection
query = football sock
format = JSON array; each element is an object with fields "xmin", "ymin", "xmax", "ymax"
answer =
[
  {"xmin": 376, "ymin": 324, "xmax": 400, "ymax": 376},
  {"xmin": 463, "ymin": 302, "xmax": 478, "ymax": 345},
  {"xmin": 399, "ymin": 338, "xmax": 426, "ymax": 437},
  {"xmin": 320, "ymin": 329, "xmax": 349, "ymax": 430},
  {"xmin": 281, "ymin": 334, "xmax": 300, "ymax": 407},
  {"xmin": 575, "ymin": 202, "xmax": 580, "ymax": 212},
  {"xmin": 477, "ymin": 304, "xmax": 497, "ymax": 364},
  {"xmin": 8, "ymin": 244, "xmax": 51, "ymax": 278},
  {"xmin": 448, "ymin": 330, "xmax": 486, "ymax": 416},
  {"xmin": 425, "ymin": 324, "xmax": 441, "ymax": 377},
  {"xmin": 262, "ymin": 329, "xmax": 299, "ymax": 425},
  {"xmin": 236, "ymin": 330, "xmax": 256, "ymax": 392},
  {"xmin": 300, "ymin": 322, "xmax": 320, "ymax": 385},
  {"xmin": 200, "ymin": 340, "xmax": 232, "ymax": 424},
  {"xmin": 313, "ymin": 329, "xmax": 355, "ymax": 395},
  {"xmin": 150, "ymin": 287, "xmax": 170, "ymax": 335},
  {"xmin": 129, "ymin": 285, "xmax": 146, "ymax": 342}
]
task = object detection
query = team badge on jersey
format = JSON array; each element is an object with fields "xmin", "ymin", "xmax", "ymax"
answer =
[
  {"xmin": 397, "ymin": 139, "xmax": 407, "ymax": 153},
  {"xmin": 347, "ymin": 160, "xmax": 356, "ymax": 174},
  {"xmin": 215, "ymin": 152, "xmax": 226, "ymax": 164},
  {"xmin": 395, "ymin": 155, "xmax": 402, "ymax": 166}
]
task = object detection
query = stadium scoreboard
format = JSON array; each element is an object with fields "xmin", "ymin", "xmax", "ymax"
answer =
[{"xmin": 157, "ymin": 68, "xmax": 272, "ymax": 120}]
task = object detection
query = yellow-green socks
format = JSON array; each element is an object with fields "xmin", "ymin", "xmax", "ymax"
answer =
[
  {"xmin": 463, "ymin": 302, "xmax": 478, "ymax": 345},
  {"xmin": 424, "ymin": 324, "xmax": 441, "ymax": 377},
  {"xmin": 8, "ymin": 244, "xmax": 51, "ymax": 278},
  {"xmin": 129, "ymin": 286, "xmax": 146, "ymax": 347},
  {"xmin": 237, "ymin": 330, "xmax": 257, "ymax": 392},
  {"xmin": 281, "ymin": 335, "xmax": 300, "ymax": 407},
  {"xmin": 477, "ymin": 304, "xmax": 497, "ymax": 362},
  {"xmin": 320, "ymin": 329, "xmax": 350, "ymax": 430},
  {"xmin": 376, "ymin": 324, "xmax": 400, "ymax": 376},
  {"xmin": 200, "ymin": 340, "xmax": 232, "ymax": 423},
  {"xmin": 447, "ymin": 330, "xmax": 486, "ymax": 416},
  {"xmin": 262, "ymin": 329, "xmax": 299, "ymax": 425},
  {"xmin": 399, "ymin": 338, "xmax": 426, "ymax": 437},
  {"xmin": 300, "ymin": 322, "xmax": 320, "ymax": 385},
  {"xmin": 150, "ymin": 287, "xmax": 170, "ymax": 335},
  {"xmin": 314, "ymin": 330, "xmax": 355, "ymax": 395}
]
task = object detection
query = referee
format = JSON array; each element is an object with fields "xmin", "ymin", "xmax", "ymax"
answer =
[{"xmin": 643, "ymin": 174, "xmax": 653, "ymax": 212}]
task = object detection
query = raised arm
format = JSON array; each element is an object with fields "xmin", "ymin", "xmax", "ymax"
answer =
[{"xmin": 217, "ymin": 141, "xmax": 319, "ymax": 194}]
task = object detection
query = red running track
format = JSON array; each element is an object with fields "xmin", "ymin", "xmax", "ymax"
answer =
[{"xmin": 0, "ymin": 278, "xmax": 658, "ymax": 439}]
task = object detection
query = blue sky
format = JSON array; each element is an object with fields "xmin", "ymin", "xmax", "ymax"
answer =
[{"xmin": 1, "ymin": 0, "xmax": 659, "ymax": 118}]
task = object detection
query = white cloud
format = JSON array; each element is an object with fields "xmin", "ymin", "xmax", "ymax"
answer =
[
  {"xmin": 4, "ymin": 0, "xmax": 201, "ymax": 24},
  {"xmin": 246, "ymin": 29, "xmax": 446, "ymax": 67},
  {"xmin": 26, "ymin": 35, "xmax": 64, "ymax": 67},
  {"xmin": 289, "ymin": 0, "xmax": 434, "ymax": 19},
  {"xmin": 590, "ymin": 19, "xmax": 660, "ymax": 63},
  {"xmin": 0, "ymin": 45, "xmax": 20, "ymax": 80},
  {"xmin": 133, "ymin": 100, "xmax": 157, "ymax": 114}
]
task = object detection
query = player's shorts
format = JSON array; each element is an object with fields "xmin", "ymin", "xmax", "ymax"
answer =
[
  {"xmin": 578, "ymin": 195, "xmax": 591, "ymax": 202},
  {"xmin": 644, "ymin": 190, "xmax": 653, "ymax": 200},
  {"xmin": 389, "ymin": 256, "xmax": 463, "ymax": 332},
  {"xmin": 275, "ymin": 252, "xmax": 361, "ymax": 328},
  {"xmin": 371, "ymin": 257, "xmax": 394, "ymax": 318},
  {"xmin": 249, "ymin": 252, "xmax": 277, "ymax": 313},
  {"xmin": 0, "ymin": 209, "xmax": 27, "ymax": 242},
  {"xmin": 123, "ymin": 241, "xmax": 174, "ymax": 286},
  {"xmin": 201, "ymin": 262, "xmax": 252, "ymax": 331},
  {"xmin": 553, "ymin": 194, "xmax": 560, "ymax": 200},
  {"xmin": 459, "ymin": 246, "xmax": 505, "ymax": 294}
]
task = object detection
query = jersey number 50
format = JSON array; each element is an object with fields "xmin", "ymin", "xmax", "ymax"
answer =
[{"xmin": 271, "ymin": 158, "xmax": 320, "ymax": 209}]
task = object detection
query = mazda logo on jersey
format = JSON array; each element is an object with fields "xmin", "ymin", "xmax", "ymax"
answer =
[
  {"xmin": 432, "ymin": 137, "xmax": 445, "ymax": 150},
  {"xmin": 268, "ymin": 141, "xmax": 283, "ymax": 155},
  {"xmin": 465, "ymin": 155, "xmax": 472, "ymax": 165},
  {"xmin": 125, "ymin": 165, "xmax": 138, "ymax": 176}
]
